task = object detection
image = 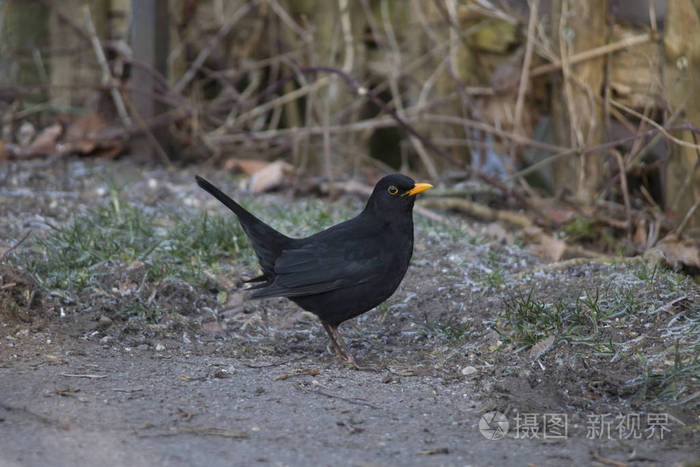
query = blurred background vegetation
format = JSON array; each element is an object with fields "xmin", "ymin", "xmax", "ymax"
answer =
[{"xmin": 0, "ymin": 0, "xmax": 698, "ymax": 257}]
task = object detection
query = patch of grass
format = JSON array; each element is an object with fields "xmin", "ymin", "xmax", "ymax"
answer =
[
  {"xmin": 497, "ymin": 281, "xmax": 698, "ymax": 407},
  {"xmin": 119, "ymin": 300, "xmax": 161, "ymax": 323},
  {"xmin": 418, "ymin": 319, "xmax": 471, "ymax": 342},
  {"xmin": 163, "ymin": 211, "xmax": 257, "ymax": 285},
  {"xmin": 257, "ymin": 198, "xmax": 356, "ymax": 238},
  {"xmin": 21, "ymin": 201, "xmax": 257, "ymax": 293},
  {"xmin": 23, "ymin": 202, "xmax": 159, "ymax": 290},
  {"xmin": 14, "ymin": 190, "xmax": 369, "ymax": 322},
  {"xmin": 498, "ymin": 290, "xmax": 562, "ymax": 345},
  {"xmin": 498, "ymin": 287, "xmax": 620, "ymax": 345},
  {"xmin": 611, "ymin": 286, "xmax": 644, "ymax": 316},
  {"xmin": 168, "ymin": 212, "xmax": 250, "ymax": 263},
  {"xmin": 580, "ymin": 287, "xmax": 603, "ymax": 334},
  {"xmin": 634, "ymin": 262, "xmax": 660, "ymax": 287},
  {"xmin": 483, "ymin": 267, "xmax": 505, "ymax": 288},
  {"xmin": 475, "ymin": 247, "xmax": 507, "ymax": 289},
  {"xmin": 631, "ymin": 342, "xmax": 700, "ymax": 405}
]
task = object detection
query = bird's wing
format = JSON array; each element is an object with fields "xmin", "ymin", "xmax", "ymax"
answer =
[{"xmin": 250, "ymin": 228, "xmax": 388, "ymax": 298}]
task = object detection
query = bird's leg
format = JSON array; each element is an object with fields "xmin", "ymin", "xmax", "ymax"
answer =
[
  {"xmin": 324, "ymin": 324, "xmax": 376, "ymax": 371},
  {"xmin": 322, "ymin": 323, "xmax": 345, "ymax": 359},
  {"xmin": 331, "ymin": 326, "xmax": 360, "ymax": 368}
]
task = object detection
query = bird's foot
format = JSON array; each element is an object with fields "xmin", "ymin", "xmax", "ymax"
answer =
[
  {"xmin": 343, "ymin": 357, "xmax": 379, "ymax": 372},
  {"xmin": 322, "ymin": 322, "xmax": 377, "ymax": 371},
  {"xmin": 325, "ymin": 342, "xmax": 345, "ymax": 360}
]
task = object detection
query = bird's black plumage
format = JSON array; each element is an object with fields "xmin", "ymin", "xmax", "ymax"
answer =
[{"xmin": 195, "ymin": 174, "xmax": 432, "ymax": 365}]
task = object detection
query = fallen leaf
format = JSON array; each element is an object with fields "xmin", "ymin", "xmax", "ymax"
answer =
[
  {"xmin": 29, "ymin": 124, "xmax": 62, "ymax": 155},
  {"xmin": 248, "ymin": 160, "xmax": 293, "ymax": 193},
  {"xmin": 542, "ymin": 206, "xmax": 577, "ymax": 224},
  {"xmin": 92, "ymin": 142, "xmax": 124, "ymax": 159},
  {"xmin": 529, "ymin": 335, "xmax": 555, "ymax": 360},
  {"xmin": 655, "ymin": 235, "xmax": 700, "ymax": 270},
  {"xmin": 65, "ymin": 113, "xmax": 105, "ymax": 146},
  {"xmin": 60, "ymin": 112, "xmax": 123, "ymax": 158},
  {"xmin": 524, "ymin": 226, "xmax": 566, "ymax": 262},
  {"xmin": 224, "ymin": 158, "xmax": 269, "ymax": 175}
]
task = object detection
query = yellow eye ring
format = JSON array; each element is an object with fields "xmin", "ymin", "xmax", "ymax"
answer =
[{"xmin": 387, "ymin": 185, "xmax": 399, "ymax": 195}]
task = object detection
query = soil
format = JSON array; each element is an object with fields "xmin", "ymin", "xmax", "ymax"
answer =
[{"xmin": 1, "ymin": 159, "xmax": 698, "ymax": 467}]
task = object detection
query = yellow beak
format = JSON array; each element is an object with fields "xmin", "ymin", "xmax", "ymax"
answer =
[{"xmin": 405, "ymin": 182, "xmax": 433, "ymax": 197}]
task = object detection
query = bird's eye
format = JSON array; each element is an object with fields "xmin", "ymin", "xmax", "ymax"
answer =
[{"xmin": 387, "ymin": 185, "xmax": 399, "ymax": 195}]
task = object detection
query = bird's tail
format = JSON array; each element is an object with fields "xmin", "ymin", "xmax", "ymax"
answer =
[{"xmin": 195, "ymin": 175, "xmax": 291, "ymax": 275}]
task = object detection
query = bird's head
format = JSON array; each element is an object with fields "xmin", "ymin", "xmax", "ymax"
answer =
[{"xmin": 365, "ymin": 174, "xmax": 433, "ymax": 214}]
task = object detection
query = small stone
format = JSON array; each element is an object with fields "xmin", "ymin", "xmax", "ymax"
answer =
[
  {"xmin": 155, "ymin": 343, "xmax": 165, "ymax": 351},
  {"xmin": 98, "ymin": 315, "xmax": 113, "ymax": 329},
  {"xmin": 461, "ymin": 366, "xmax": 478, "ymax": 376},
  {"xmin": 100, "ymin": 335, "xmax": 113, "ymax": 344},
  {"xmin": 202, "ymin": 321, "xmax": 224, "ymax": 335}
]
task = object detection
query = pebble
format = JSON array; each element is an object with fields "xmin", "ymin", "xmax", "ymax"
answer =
[{"xmin": 98, "ymin": 315, "xmax": 113, "ymax": 329}]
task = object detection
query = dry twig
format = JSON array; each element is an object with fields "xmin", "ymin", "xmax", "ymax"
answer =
[
  {"xmin": 83, "ymin": 5, "xmax": 131, "ymax": 127},
  {"xmin": 1, "ymin": 231, "xmax": 31, "ymax": 261}
]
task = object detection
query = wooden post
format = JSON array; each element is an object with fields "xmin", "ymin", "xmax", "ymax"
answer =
[
  {"xmin": 550, "ymin": 0, "xmax": 607, "ymax": 203},
  {"xmin": 663, "ymin": 0, "xmax": 700, "ymax": 234},
  {"xmin": 0, "ymin": 0, "xmax": 49, "ymax": 94},
  {"xmin": 130, "ymin": 0, "xmax": 169, "ymax": 162}
]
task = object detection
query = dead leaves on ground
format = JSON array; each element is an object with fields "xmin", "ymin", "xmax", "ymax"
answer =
[
  {"xmin": 651, "ymin": 235, "xmax": 700, "ymax": 271},
  {"xmin": 223, "ymin": 158, "xmax": 295, "ymax": 193},
  {"xmin": 2, "ymin": 113, "xmax": 124, "ymax": 160}
]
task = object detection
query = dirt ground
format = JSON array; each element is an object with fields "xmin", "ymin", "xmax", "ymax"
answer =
[{"xmin": 0, "ymin": 159, "xmax": 698, "ymax": 466}]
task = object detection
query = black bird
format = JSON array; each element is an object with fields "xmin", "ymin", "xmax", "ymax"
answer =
[{"xmin": 195, "ymin": 174, "xmax": 432, "ymax": 366}]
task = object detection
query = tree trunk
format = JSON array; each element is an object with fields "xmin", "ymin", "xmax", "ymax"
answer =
[{"xmin": 551, "ymin": 0, "xmax": 607, "ymax": 202}]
